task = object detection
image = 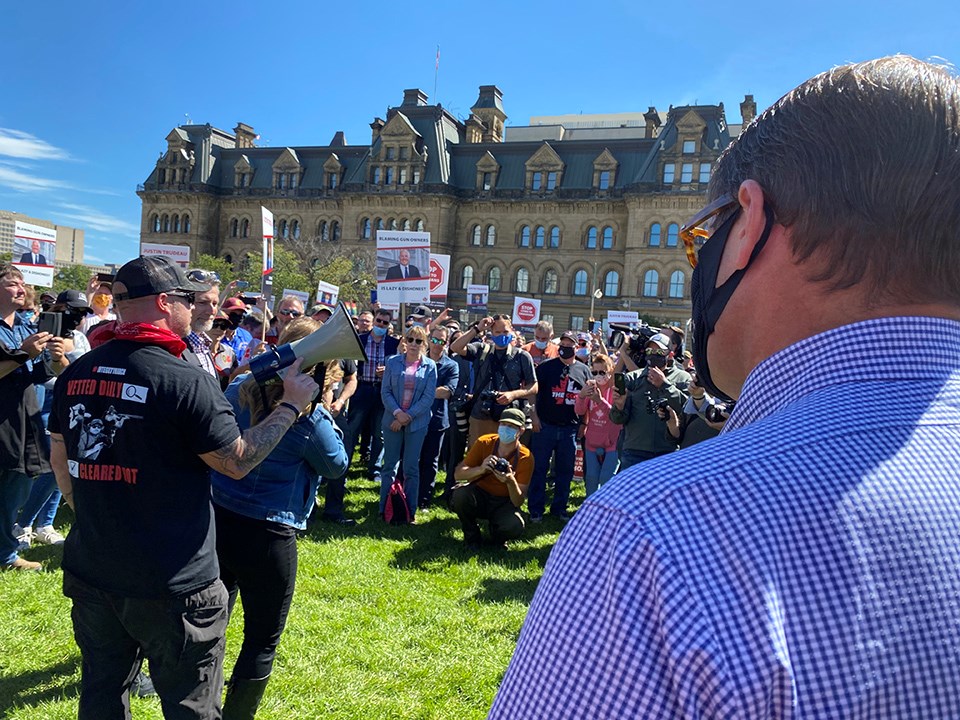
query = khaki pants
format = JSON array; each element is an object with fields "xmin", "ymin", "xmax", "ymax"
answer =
[{"xmin": 468, "ymin": 417, "xmax": 500, "ymax": 447}]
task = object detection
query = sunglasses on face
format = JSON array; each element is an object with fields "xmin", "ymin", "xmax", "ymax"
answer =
[
  {"xmin": 186, "ymin": 269, "xmax": 220, "ymax": 284},
  {"xmin": 166, "ymin": 291, "xmax": 196, "ymax": 305},
  {"xmin": 374, "ymin": 318, "xmax": 390, "ymax": 326},
  {"xmin": 429, "ymin": 337, "xmax": 446, "ymax": 345},
  {"xmin": 405, "ymin": 337, "xmax": 424, "ymax": 344},
  {"xmin": 212, "ymin": 320, "xmax": 231, "ymax": 330},
  {"xmin": 279, "ymin": 308, "xmax": 302, "ymax": 317},
  {"xmin": 645, "ymin": 347, "xmax": 669, "ymax": 356},
  {"xmin": 679, "ymin": 193, "xmax": 740, "ymax": 268},
  {"xmin": 591, "ymin": 370, "xmax": 608, "ymax": 376}
]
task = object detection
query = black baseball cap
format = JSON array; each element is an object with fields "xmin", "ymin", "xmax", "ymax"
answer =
[
  {"xmin": 113, "ymin": 256, "xmax": 208, "ymax": 301},
  {"xmin": 55, "ymin": 289, "xmax": 91, "ymax": 311}
]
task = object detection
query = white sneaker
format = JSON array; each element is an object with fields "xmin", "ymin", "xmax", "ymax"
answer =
[
  {"xmin": 13, "ymin": 523, "xmax": 32, "ymax": 552},
  {"xmin": 33, "ymin": 525, "xmax": 65, "ymax": 545}
]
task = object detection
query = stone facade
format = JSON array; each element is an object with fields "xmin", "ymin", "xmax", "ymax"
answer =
[{"xmin": 137, "ymin": 86, "xmax": 753, "ymax": 330}]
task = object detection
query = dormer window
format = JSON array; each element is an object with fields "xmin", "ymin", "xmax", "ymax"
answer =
[
  {"xmin": 532, "ymin": 172, "xmax": 542, "ymax": 191},
  {"xmin": 683, "ymin": 140, "xmax": 696, "ymax": 153},
  {"xmin": 546, "ymin": 172, "xmax": 557, "ymax": 190},
  {"xmin": 599, "ymin": 171, "xmax": 610, "ymax": 190},
  {"xmin": 482, "ymin": 172, "xmax": 493, "ymax": 190},
  {"xmin": 385, "ymin": 146, "xmax": 396, "ymax": 160}
]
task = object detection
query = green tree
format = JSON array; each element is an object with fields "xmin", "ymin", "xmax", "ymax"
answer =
[
  {"xmin": 53, "ymin": 264, "xmax": 96, "ymax": 295},
  {"xmin": 193, "ymin": 254, "xmax": 237, "ymax": 284}
]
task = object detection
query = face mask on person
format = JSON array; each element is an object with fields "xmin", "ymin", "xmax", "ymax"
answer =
[
  {"xmin": 93, "ymin": 293, "xmax": 111, "ymax": 310},
  {"xmin": 534, "ymin": 339, "xmax": 548, "ymax": 350},
  {"xmin": 498, "ymin": 426, "xmax": 519, "ymax": 444},
  {"xmin": 575, "ymin": 347, "xmax": 590, "ymax": 360},
  {"xmin": 372, "ymin": 325, "xmax": 388, "ymax": 338},
  {"xmin": 646, "ymin": 353, "xmax": 668, "ymax": 369},
  {"xmin": 557, "ymin": 345, "xmax": 575, "ymax": 360},
  {"xmin": 492, "ymin": 333, "xmax": 513, "ymax": 348},
  {"xmin": 691, "ymin": 204, "xmax": 774, "ymax": 402}
]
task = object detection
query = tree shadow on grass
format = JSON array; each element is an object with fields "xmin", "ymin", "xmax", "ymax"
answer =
[{"xmin": 0, "ymin": 656, "xmax": 79, "ymax": 715}]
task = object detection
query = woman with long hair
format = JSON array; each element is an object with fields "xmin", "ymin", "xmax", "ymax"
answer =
[
  {"xmin": 379, "ymin": 324, "xmax": 437, "ymax": 523},
  {"xmin": 574, "ymin": 353, "xmax": 620, "ymax": 497},
  {"xmin": 210, "ymin": 317, "xmax": 348, "ymax": 718}
]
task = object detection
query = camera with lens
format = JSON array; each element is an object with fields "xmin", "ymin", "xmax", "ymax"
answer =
[
  {"xmin": 705, "ymin": 403, "xmax": 732, "ymax": 423},
  {"xmin": 492, "ymin": 457, "xmax": 510, "ymax": 474},
  {"xmin": 477, "ymin": 389, "xmax": 500, "ymax": 417},
  {"xmin": 608, "ymin": 322, "xmax": 659, "ymax": 366}
]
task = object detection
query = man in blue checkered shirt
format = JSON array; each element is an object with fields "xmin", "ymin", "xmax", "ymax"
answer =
[{"xmin": 490, "ymin": 56, "xmax": 960, "ymax": 719}]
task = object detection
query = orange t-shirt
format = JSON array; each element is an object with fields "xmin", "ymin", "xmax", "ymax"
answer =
[
  {"xmin": 523, "ymin": 341, "xmax": 559, "ymax": 366},
  {"xmin": 463, "ymin": 434, "xmax": 534, "ymax": 497}
]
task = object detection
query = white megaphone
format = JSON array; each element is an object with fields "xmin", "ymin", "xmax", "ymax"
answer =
[{"xmin": 249, "ymin": 302, "xmax": 367, "ymax": 385}]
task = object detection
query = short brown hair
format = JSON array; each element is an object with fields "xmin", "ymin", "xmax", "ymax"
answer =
[
  {"xmin": 710, "ymin": 55, "xmax": 960, "ymax": 304},
  {"xmin": 0, "ymin": 263, "xmax": 23, "ymax": 282}
]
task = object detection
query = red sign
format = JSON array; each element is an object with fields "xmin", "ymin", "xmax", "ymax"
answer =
[
  {"xmin": 516, "ymin": 301, "xmax": 537, "ymax": 322},
  {"xmin": 429, "ymin": 258, "xmax": 444, "ymax": 293}
]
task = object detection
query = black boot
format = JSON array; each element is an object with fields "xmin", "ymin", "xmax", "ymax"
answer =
[{"xmin": 223, "ymin": 676, "xmax": 269, "ymax": 720}]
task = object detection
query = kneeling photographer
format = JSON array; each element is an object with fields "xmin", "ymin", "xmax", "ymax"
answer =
[
  {"xmin": 610, "ymin": 333, "xmax": 691, "ymax": 471},
  {"xmin": 450, "ymin": 409, "xmax": 533, "ymax": 550}
]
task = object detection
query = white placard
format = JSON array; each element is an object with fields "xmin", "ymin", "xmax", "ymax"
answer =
[
  {"xmin": 467, "ymin": 284, "xmax": 489, "ymax": 310},
  {"xmin": 14, "ymin": 221, "xmax": 58, "ymax": 287},
  {"xmin": 280, "ymin": 289, "xmax": 310, "ymax": 307},
  {"xmin": 261, "ymin": 207, "xmax": 274, "ymax": 276},
  {"xmin": 315, "ymin": 280, "xmax": 339, "ymax": 307},
  {"xmin": 512, "ymin": 296, "xmax": 541, "ymax": 327},
  {"xmin": 141, "ymin": 242, "xmax": 191, "ymax": 267},
  {"xmin": 607, "ymin": 310, "xmax": 640, "ymax": 326},
  {"xmin": 376, "ymin": 230, "xmax": 430, "ymax": 305}
]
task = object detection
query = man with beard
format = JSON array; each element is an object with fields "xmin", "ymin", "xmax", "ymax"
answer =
[
  {"xmin": 184, "ymin": 275, "xmax": 221, "ymax": 377},
  {"xmin": 491, "ymin": 57, "xmax": 960, "ymax": 719}
]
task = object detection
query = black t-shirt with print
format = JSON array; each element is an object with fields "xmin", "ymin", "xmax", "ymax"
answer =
[
  {"xmin": 49, "ymin": 340, "xmax": 240, "ymax": 599},
  {"xmin": 534, "ymin": 358, "xmax": 591, "ymax": 426}
]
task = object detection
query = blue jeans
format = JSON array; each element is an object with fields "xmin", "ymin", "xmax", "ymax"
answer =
[
  {"xmin": 379, "ymin": 424, "xmax": 428, "ymax": 519},
  {"xmin": 527, "ymin": 423, "xmax": 578, "ymax": 517},
  {"xmin": 320, "ymin": 412, "xmax": 351, "ymax": 520},
  {"xmin": 346, "ymin": 383, "xmax": 385, "ymax": 476},
  {"xmin": 17, "ymin": 472, "xmax": 60, "ymax": 529},
  {"xmin": 417, "ymin": 424, "xmax": 447, "ymax": 507},
  {"xmin": 1, "ymin": 469, "xmax": 34, "ymax": 565},
  {"xmin": 618, "ymin": 448, "xmax": 672, "ymax": 472},
  {"xmin": 584, "ymin": 446, "xmax": 619, "ymax": 497}
]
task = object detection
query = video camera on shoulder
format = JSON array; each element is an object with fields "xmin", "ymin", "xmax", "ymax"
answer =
[{"xmin": 609, "ymin": 322, "xmax": 659, "ymax": 366}]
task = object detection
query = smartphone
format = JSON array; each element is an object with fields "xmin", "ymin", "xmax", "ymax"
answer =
[
  {"xmin": 236, "ymin": 280, "xmax": 250, "ymax": 290},
  {"xmin": 614, "ymin": 372, "xmax": 626, "ymax": 394},
  {"xmin": 39, "ymin": 311, "xmax": 63, "ymax": 337},
  {"xmin": 96, "ymin": 272, "xmax": 115, "ymax": 284}
]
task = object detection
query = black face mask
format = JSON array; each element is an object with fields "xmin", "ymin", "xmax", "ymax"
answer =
[
  {"xmin": 557, "ymin": 345, "xmax": 575, "ymax": 360},
  {"xmin": 691, "ymin": 204, "xmax": 775, "ymax": 403},
  {"xmin": 646, "ymin": 354, "xmax": 667, "ymax": 370}
]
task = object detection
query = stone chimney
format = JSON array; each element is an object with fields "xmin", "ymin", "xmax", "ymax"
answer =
[
  {"xmin": 740, "ymin": 94, "xmax": 757, "ymax": 125},
  {"xmin": 234, "ymin": 122, "xmax": 257, "ymax": 149},
  {"xmin": 370, "ymin": 117, "xmax": 385, "ymax": 143},
  {"xmin": 465, "ymin": 114, "xmax": 485, "ymax": 144},
  {"xmin": 402, "ymin": 89, "xmax": 429, "ymax": 107},
  {"xmin": 329, "ymin": 131, "xmax": 347, "ymax": 147},
  {"xmin": 643, "ymin": 107, "xmax": 661, "ymax": 139}
]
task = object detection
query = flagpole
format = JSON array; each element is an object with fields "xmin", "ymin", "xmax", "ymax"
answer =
[{"xmin": 433, "ymin": 45, "xmax": 439, "ymax": 103}]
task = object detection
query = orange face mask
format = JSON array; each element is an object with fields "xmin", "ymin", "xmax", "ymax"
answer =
[{"xmin": 93, "ymin": 293, "xmax": 112, "ymax": 310}]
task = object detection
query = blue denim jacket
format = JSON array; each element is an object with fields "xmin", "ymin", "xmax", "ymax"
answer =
[
  {"xmin": 211, "ymin": 376, "xmax": 348, "ymax": 529},
  {"xmin": 380, "ymin": 354, "xmax": 437, "ymax": 433}
]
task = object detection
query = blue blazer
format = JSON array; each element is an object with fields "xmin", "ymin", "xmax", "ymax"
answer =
[{"xmin": 380, "ymin": 353, "xmax": 437, "ymax": 433}]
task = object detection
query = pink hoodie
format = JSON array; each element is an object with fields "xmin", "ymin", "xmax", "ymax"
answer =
[{"xmin": 575, "ymin": 385, "xmax": 620, "ymax": 452}]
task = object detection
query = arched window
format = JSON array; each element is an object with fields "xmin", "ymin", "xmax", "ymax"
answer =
[
  {"xmin": 331, "ymin": 221, "xmax": 341, "ymax": 241},
  {"xmin": 519, "ymin": 225, "xmax": 530, "ymax": 247},
  {"xmin": 534, "ymin": 226, "xmax": 545, "ymax": 248},
  {"xmin": 666, "ymin": 223, "xmax": 679, "ymax": 247},
  {"xmin": 604, "ymin": 270, "xmax": 620, "ymax": 297},
  {"xmin": 416, "ymin": 218, "xmax": 425, "ymax": 231},
  {"xmin": 669, "ymin": 270, "xmax": 685, "ymax": 298},
  {"xmin": 461, "ymin": 266, "xmax": 474, "ymax": 289},
  {"xmin": 161, "ymin": 214, "xmax": 169, "ymax": 233},
  {"xmin": 586, "ymin": 226, "xmax": 598, "ymax": 249},
  {"xmin": 372, "ymin": 167, "xmax": 381, "ymax": 184},
  {"xmin": 486, "ymin": 225, "xmax": 496, "ymax": 246},
  {"xmin": 292, "ymin": 220, "xmax": 301, "ymax": 240},
  {"xmin": 549, "ymin": 226, "xmax": 560, "ymax": 248},
  {"xmin": 278, "ymin": 219, "xmax": 288, "ymax": 239},
  {"xmin": 643, "ymin": 270, "xmax": 660, "ymax": 297},
  {"xmin": 471, "ymin": 225, "xmax": 482, "ymax": 246},
  {"xmin": 488, "ymin": 266, "xmax": 501, "ymax": 291},
  {"xmin": 319, "ymin": 221, "xmax": 328, "ymax": 242},
  {"xmin": 241, "ymin": 219, "xmax": 249, "ymax": 238},
  {"xmin": 230, "ymin": 218, "xmax": 238, "ymax": 238},
  {"xmin": 183, "ymin": 215, "xmax": 190, "ymax": 233},
  {"xmin": 573, "ymin": 269, "xmax": 588, "ymax": 295},
  {"xmin": 173, "ymin": 214, "xmax": 181, "ymax": 233},
  {"xmin": 224, "ymin": 254, "xmax": 233, "ymax": 265},
  {"xmin": 602, "ymin": 227, "xmax": 614, "ymax": 249},
  {"xmin": 649, "ymin": 223, "xmax": 661, "ymax": 247},
  {"xmin": 387, "ymin": 218, "xmax": 396, "ymax": 230},
  {"xmin": 543, "ymin": 269, "xmax": 558, "ymax": 294},
  {"xmin": 152, "ymin": 214, "xmax": 160, "ymax": 233},
  {"xmin": 375, "ymin": 218, "xmax": 384, "ymax": 231},
  {"xmin": 402, "ymin": 219, "xmax": 411, "ymax": 231},
  {"xmin": 516, "ymin": 268, "xmax": 530, "ymax": 293},
  {"xmin": 361, "ymin": 218, "xmax": 371, "ymax": 240}
]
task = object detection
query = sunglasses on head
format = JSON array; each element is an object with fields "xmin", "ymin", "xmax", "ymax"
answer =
[
  {"xmin": 186, "ymin": 269, "xmax": 220, "ymax": 284},
  {"xmin": 405, "ymin": 336, "xmax": 424, "ymax": 344},
  {"xmin": 279, "ymin": 308, "xmax": 302, "ymax": 317}
]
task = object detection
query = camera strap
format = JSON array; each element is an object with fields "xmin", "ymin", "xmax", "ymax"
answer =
[{"xmin": 492, "ymin": 439, "xmax": 520, "ymax": 472}]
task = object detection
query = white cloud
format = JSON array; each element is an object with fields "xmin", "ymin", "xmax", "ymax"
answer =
[
  {"xmin": 53, "ymin": 203, "xmax": 140, "ymax": 236},
  {"xmin": 0, "ymin": 163, "xmax": 71, "ymax": 192},
  {"xmin": 0, "ymin": 128, "xmax": 71, "ymax": 161}
]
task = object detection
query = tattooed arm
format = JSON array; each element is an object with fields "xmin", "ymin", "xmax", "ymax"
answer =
[{"xmin": 200, "ymin": 358, "xmax": 319, "ymax": 479}]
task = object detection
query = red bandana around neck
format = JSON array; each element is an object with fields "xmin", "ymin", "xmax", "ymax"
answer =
[{"xmin": 95, "ymin": 322, "xmax": 187, "ymax": 357}]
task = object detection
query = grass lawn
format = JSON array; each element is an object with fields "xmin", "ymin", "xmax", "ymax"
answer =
[{"xmin": 0, "ymin": 465, "xmax": 581, "ymax": 719}]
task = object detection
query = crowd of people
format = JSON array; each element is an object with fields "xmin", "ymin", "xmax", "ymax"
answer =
[{"xmin": 3, "ymin": 53, "xmax": 958, "ymax": 719}]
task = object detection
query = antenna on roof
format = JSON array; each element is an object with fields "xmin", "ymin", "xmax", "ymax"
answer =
[{"xmin": 184, "ymin": 113, "xmax": 192, "ymax": 126}]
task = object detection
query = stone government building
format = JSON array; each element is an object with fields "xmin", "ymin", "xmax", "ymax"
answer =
[{"xmin": 137, "ymin": 85, "xmax": 756, "ymax": 330}]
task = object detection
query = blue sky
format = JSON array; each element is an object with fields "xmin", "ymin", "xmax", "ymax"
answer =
[{"xmin": 2, "ymin": 0, "xmax": 957, "ymax": 266}]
